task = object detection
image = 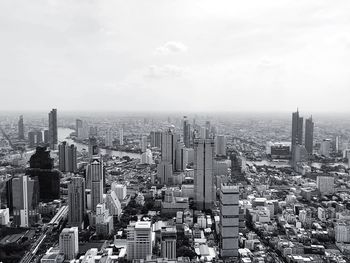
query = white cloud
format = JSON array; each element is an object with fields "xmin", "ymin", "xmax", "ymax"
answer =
[
  {"xmin": 155, "ymin": 41, "xmax": 188, "ymax": 55},
  {"xmin": 144, "ymin": 65, "xmax": 187, "ymax": 78}
]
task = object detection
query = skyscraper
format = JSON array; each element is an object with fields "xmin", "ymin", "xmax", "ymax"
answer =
[
  {"xmin": 141, "ymin": 135, "xmax": 148, "ymax": 152},
  {"xmin": 183, "ymin": 116, "xmax": 191, "ymax": 148},
  {"xmin": 48, "ymin": 108, "xmax": 58, "ymax": 150},
  {"xmin": 305, "ymin": 116, "xmax": 314, "ymax": 155},
  {"xmin": 86, "ymin": 156, "xmax": 104, "ymax": 212},
  {"xmin": 88, "ymin": 137, "xmax": 99, "ymax": 158},
  {"xmin": 215, "ymin": 135, "xmax": 227, "ymax": 156},
  {"xmin": 59, "ymin": 141, "xmax": 77, "ymax": 173},
  {"xmin": 59, "ymin": 227, "xmax": 79, "ymax": 260},
  {"xmin": 291, "ymin": 109, "xmax": 303, "ymax": 154},
  {"xmin": 127, "ymin": 221, "xmax": 152, "ymax": 261},
  {"xmin": 119, "ymin": 128, "xmax": 124, "ymax": 145},
  {"xmin": 220, "ymin": 183, "xmax": 239, "ymax": 258},
  {"xmin": 18, "ymin": 115, "xmax": 24, "ymax": 140},
  {"xmin": 150, "ymin": 131, "xmax": 162, "ymax": 148},
  {"xmin": 194, "ymin": 138, "xmax": 215, "ymax": 210},
  {"xmin": 105, "ymin": 128, "xmax": 114, "ymax": 147},
  {"xmin": 68, "ymin": 177, "xmax": 86, "ymax": 228}
]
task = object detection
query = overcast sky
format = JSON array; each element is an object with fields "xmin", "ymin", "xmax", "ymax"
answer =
[{"xmin": 0, "ymin": 0, "xmax": 349, "ymax": 112}]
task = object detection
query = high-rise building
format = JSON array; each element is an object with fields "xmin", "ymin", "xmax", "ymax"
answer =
[
  {"xmin": 119, "ymin": 128, "xmax": 124, "ymax": 146},
  {"xmin": 157, "ymin": 162, "xmax": 173, "ymax": 185},
  {"xmin": 141, "ymin": 136, "xmax": 148, "ymax": 152},
  {"xmin": 320, "ymin": 139, "xmax": 331, "ymax": 157},
  {"xmin": 58, "ymin": 141, "xmax": 77, "ymax": 173},
  {"xmin": 105, "ymin": 128, "xmax": 114, "ymax": 147},
  {"xmin": 111, "ymin": 183, "xmax": 127, "ymax": 201},
  {"xmin": 59, "ymin": 227, "xmax": 79, "ymax": 260},
  {"xmin": 12, "ymin": 175, "xmax": 39, "ymax": 227},
  {"xmin": 316, "ymin": 175, "xmax": 334, "ymax": 195},
  {"xmin": 28, "ymin": 130, "xmax": 43, "ymax": 148},
  {"xmin": 68, "ymin": 177, "xmax": 85, "ymax": 228},
  {"xmin": 291, "ymin": 109, "xmax": 303, "ymax": 154},
  {"xmin": 205, "ymin": 121, "xmax": 211, "ymax": 139},
  {"xmin": 48, "ymin": 108, "xmax": 58, "ymax": 150},
  {"xmin": 161, "ymin": 226, "xmax": 177, "ymax": 260},
  {"xmin": 127, "ymin": 221, "xmax": 152, "ymax": 261},
  {"xmin": 76, "ymin": 119, "xmax": 89, "ymax": 140},
  {"xmin": 43, "ymin": 130, "xmax": 49, "ymax": 144},
  {"xmin": 194, "ymin": 138, "xmax": 215, "ymax": 210},
  {"xmin": 105, "ymin": 190, "xmax": 122, "ymax": 220},
  {"xmin": 26, "ymin": 146, "xmax": 60, "ymax": 201},
  {"xmin": 215, "ymin": 135, "xmax": 227, "ymax": 156},
  {"xmin": 76, "ymin": 119, "xmax": 82, "ymax": 138},
  {"xmin": 96, "ymin": 203, "xmax": 113, "ymax": 237},
  {"xmin": 150, "ymin": 131, "xmax": 162, "ymax": 148},
  {"xmin": 88, "ymin": 137, "xmax": 99, "ymax": 158},
  {"xmin": 86, "ymin": 156, "xmax": 104, "ymax": 212},
  {"xmin": 183, "ymin": 116, "xmax": 191, "ymax": 148},
  {"xmin": 18, "ymin": 115, "xmax": 25, "ymax": 140},
  {"xmin": 305, "ymin": 116, "xmax": 314, "ymax": 155},
  {"xmin": 220, "ymin": 184, "xmax": 239, "ymax": 258}
]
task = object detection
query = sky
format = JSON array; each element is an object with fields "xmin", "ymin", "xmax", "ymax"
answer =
[{"xmin": 0, "ymin": 0, "xmax": 349, "ymax": 112}]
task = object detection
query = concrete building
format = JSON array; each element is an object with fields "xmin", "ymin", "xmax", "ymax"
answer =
[
  {"xmin": 305, "ymin": 116, "xmax": 314, "ymax": 155},
  {"xmin": 320, "ymin": 139, "xmax": 331, "ymax": 157},
  {"xmin": 161, "ymin": 227, "xmax": 177, "ymax": 260},
  {"xmin": 86, "ymin": 156, "xmax": 104, "ymax": 212},
  {"xmin": 0, "ymin": 208, "xmax": 10, "ymax": 226},
  {"xmin": 335, "ymin": 221, "xmax": 350, "ymax": 243},
  {"xmin": 18, "ymin": 115, "xmax": 25, "ymax": 139},
  {"xmin": 58, "ymin": 141, "xmax": 77, "ymax": 173},
  {"xmin": 105, "ymin": 190, "xmax": 122, "ymax": 220},
  {"xmin": 183, "ymin": 116, "xmax": 191, "ymax": 148},
  {"xmin": 194, "ymin": 138, "xmax": 215, "ymax": 211},
  {"xmin": 291, "ymin": 109, "xmax": 303, "ymax": 154},
  {"xmin": 215, "ymin": 135, "xmax": 227, "ymax": 156},
  {"xmin": 316, "ymin": 175, "xmax": 334, "ymax": 195},
  {"xmin": 48, "ymin": 108, "xmax": 57, "ymax": 150},
  {"xmin": 141, "ymin": 136, "xmax": 148, "ymax": 152},
  {"xmin": 220, "ymin": 184, "xmax": 239, "ymax": 258},
  {"xmin": 105, "ymin": 128, "xmax": 114, "ymax": 147},
  {"xmin": 119, "ymin": 128, "xmax": 124, "ymax": 145},
  {"xmin": 127, "ymin": 221, "xmax": 152, "ymax": 261},
  {"xmin": 59, "ymin": 227, "xmax": 79, "ymax": 260},
  {"xmin": 68, "ymin": 177, "xmax": 86, "ymax": 228},
  {"xmin": 96, "ymin": 203, "xmax": 113, "ymax": 237},
  {"xmin": 111, "ymin": 183, "xmax": 127, "ymax": 201}
]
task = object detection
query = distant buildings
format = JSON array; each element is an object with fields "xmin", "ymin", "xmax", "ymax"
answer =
[
  {"xmin": 28, "ymin": 130, "xmax": 43, "ymax": 148},
  {"xmin": 59, "ymin": 227, "xmax": 79, "ymax": 260},
  {"xmin": 335, "ymin": 221, "xmax": 350, "ymax": 243},
  {"xmin": 141, "ymin": 135, "xmax": 148, "ymax": 152},
  {"xmin": 320, "ymin": 139, "xmax": 331, "ymax": 157},
  {"xmin": 76, "ymin": 119, "xmax": 89, "ymax": 140},
  {"xmin": 48, "ymin": 108, "xmax": 58, "ymax": 150},
  {"xmin": 305, "ymin": 116, "xmax": 314, "ymax": 155},
  {"xmin": 127, "ymin": 221, "xmax": 152, "ymax": 261},
  {"xmin": 220, "ymin": 184, "xmax": 239, "ymax": 258},
  {"xmin": 111, "ymin": 183, "xmax": 127, "ymax": 201},
  {"xmin": 105, "ymin": 128, "xmax": 114, "ymax": 147},
  {"xmin": 58, "ymin": 141, "xmax": 77, "ymax": 173},
  {"xmin": 119, "ymin": 128, "xmax": 124, "ymax": 146},
  {"xmin": 68, "ymin": 177, "xmax": 86, "ymax": 228},
  {"xmin": 88, "ymin": 136, "xmax": 99, "ymax": 158},
  {"xmin": 194, "ymin": 138, "xmax": 215, "ymax": 210},
  {"xmin": 18, "ymin": 115, "xmax": 24, "ymax": 139}
]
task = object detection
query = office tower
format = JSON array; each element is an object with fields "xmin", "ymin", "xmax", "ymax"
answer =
[
  {"xmin": 12, "ymin": 175, "xmax": 39, "ymax": 227},
  {"xmin": 68, "ymin": 177, "xmax": 86, "ymax": 228},
  {"xmin": 157, "ymin": 162, "xmax": 173, "ymax": 185},
  {"xmin": 161, "ymin": 226, "xmax": 177, "ymax": 260},
  {"xmin": 76, "ymin": 119, "xmax": 82, "ymax": 138},
  {"xmin": 26, "ymin": 146, "xmax": 60, "ymax": 201},
  {"xmin": 205, "ymin": 121, "xmax": 211, "ymax": 139},
  {"xmin": 48, "ymin": 108, "xmax": 58, "ymax": 150},
  {"xmin": 76, "ymin": 119, "xmax": 89, "ymax": 140},
  {"xmin": 88, "ymin": 137, "xmax": 99, "ymax": 158},
  {"xmin": 150, "ymin": 131, "xmax": 162, "ymax": 148},
  {"xmin": 175, "ymin": 141, "xmax": 185, "ymax": 171},
  {"xmin": 291, "ymin": 109, "xmax": 303, "ymax": 154},
  {"xmin": 199, "ymin": 126, "xmax": 206, "ymax": 139},
  {"xmin": 127, "ymin": 221, "xmax": 152, "ymax": 261},
  {"xmin": 141, "ymin": 136, "xmax": 148, "ymax": 152},
  {"xmin": 305, "ymin": 116, "xmax": 314, "ymax": 155},
  {"xmin": 43, "ymin": 129, "xmax": 49, "ymax": 144},
  {"xmin": 320, "ymin": 139, "xmax": 331, "ymax": 157},
  {"xmin": 220, "ymin": 184, "xmax": 239, "ymax": 258},
  {"xmin": 292, "ymin": 145, "xmax": 308, "ymax": 168},
  {"xmin": 119, "ymin": 128, "xmax": 124, "ymax": 145},
  {"xmin": 194, "ymin": 138, "xmax": 215, "ymax": 210},
  {"xmin": 111, "ymin": 183, "xmax": 127, "ymax": 201},
  {"xmin": 215, "ymin": 135, "xmax": 227, "ymax": 156},
  {"xmin": 86, "ymin": 156, "xmax": 104, "ymax": 212},
  {"xmin": 183, "ymin": 116, "xmax": 191, "ymax": 148},
  {"xmin": 28, "ymin": 131, "xmax": 36, "ymax": 148},
  {"xmin": 105, "ymin": 190, "xmax": 122, "ymax": 220},
  {"xmin": 59, "ymin": 141, "xmax": 77, "ymax": 173},
  {"xmin": 18, "ymin": 115, "xmax": 24, "ymax": 139},
  {"xmin": 316, "ymin": 175, "xmax": 334, "ymax": 195},
  {"xmin": 59, "ymin": 227, "xmax": 79, "ymax": 260},
  {"xmin": 105, "ymin": 128, "xmax": 114, "ymax": 147},
  {"xmin": 96, "ymin": 203, "xmax": 113, "ymax": 237},
  {"xmin": 141, "ymin": 149, "xmax": 153, "ymax": 164}
]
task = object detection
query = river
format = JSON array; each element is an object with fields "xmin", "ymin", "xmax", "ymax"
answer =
[{"xmin": 58, "ymin": 127, "xmax": 141, "ymax": 159}]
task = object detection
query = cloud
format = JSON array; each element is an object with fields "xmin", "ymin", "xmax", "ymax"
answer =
[
  {"xmin": 155, "ymin": 41, "xmax": 188, "ymax": 55},
  {"xmin": 144, "ymin": 65, "xmax": 187, "ymax": 78}
]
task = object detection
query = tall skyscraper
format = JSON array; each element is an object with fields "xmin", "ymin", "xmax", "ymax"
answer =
[
  {"xmin": 68, "ymin": 177, "xmax": 86, "ymax": 228},
  {"xmin": 127, "ymin": 221, "xmax": 152, "ymax": 261},
  {"xmin": 59, "ymin": 141, "xmax": 77, "ymax": 173},
  {"xmin": 291, "ymin": 109, "xmax": 303, "ymax": 154},
  {"xmin": 194, "ymin": 138, "xmax": 215, "ymax": 210},
  {"xmin": 305, "ymin": 116, "xmax": 314, "ymax": 155},
  {"xmin": 141, "ymin": 135, "xmax": 148, "ymax": 152},
  {"xmin": 183, "ymin": 116, "xmax": 191, "ymax": 148},
  {"xmin": 215, "ymin": 135, "xmax": 227, "ymax": 156},
  {"xmin": 88, "ymin": 137, "xmax": 99, "ymax": 158},
  {"xmin": 86, "ymin": 156, "xmax": 104, "ymax": 212},
  {"xmin": 59, "ymin": 227, "xmax": 79, "ymax": 260},
  {"xmin": 18, "ymin": 115, "xmax": 24, "ymax": 139},
  {"xmin": 12, "ymin": 175, "xmax": 39, "ymax": 227},
  {"xmin": 105, "ymin": 128, "xmax": 114, "ymax": 147},
  {"xmin": 119, "ymin": 128, "xmax": 124, "ymax": 145},
  {"xmin": 150, "ymin": 131, "xmax": 162, "ymax": 148},
  {"xmin": 161, "ymin": 226, "xmax": 177, "ymax": 260},
  {"xmin": 76, "ymin": 119, "xmax": 82, "ymax": 138},
  {"xmin": 48, "ymin": 108, "xmax": 58, "ymax": 149},
  {"xmin": 26, "ymin": 146, "xmax": 60, "ymax": 201},
  {"xmin": 220, "ymin": 184, "xmax": 239, "ymax": 258}
]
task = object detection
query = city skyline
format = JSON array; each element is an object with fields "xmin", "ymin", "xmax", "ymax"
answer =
[{"xmin": 1, "ymin": 0, "xmax": 350, "ymax": 112}]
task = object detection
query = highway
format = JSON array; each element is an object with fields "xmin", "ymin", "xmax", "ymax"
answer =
[{"xmin": 20, "ymin": 227, "xmax": 51, "ymax": 263}]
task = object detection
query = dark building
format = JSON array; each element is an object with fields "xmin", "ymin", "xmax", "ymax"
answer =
[
  {"xmin": 88, "ymin": 137, "xmax": 99, "ymax": 158},
  {"xmin": 28, "ymin": 131, "xmax": 36, "ymax": 148},
  {"xmin": 271, "ymin": 144, "xmax": 290, "ymax": 159},
  {"xmin": 183, "ymin": 116, "xmax": 191, "ymax": 148},
  {"xmin": 18, "ymin": 115, "xmax": 25, "ymax": 140},
  {"xmin": 305, "ymin": 116, "xmax": 314, "ymax": 155},
  {"xmin": 58, "ymin": 141, "xmax": 77, "ymax": 173},
  {"xmin": 291, "ymin": 109, "xmax": 303, "ymax": 154},
  {"xmin": 44, "ymin": 129, "xmax": 49, "ymax": 144},
  {"xmin": 48, "ymin": 108, "xmax": 57, "ymax": 150},
  {"xmin": 150, "ymin": 131, "xmax": 162, "ymax": 148},
  {"xmin": 26, "ymin": 146, "xmax": 60, "ymax": 202},
  {"xmin": 229, "ymin": 151, "xmax": 246, "ymax": 183}
]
